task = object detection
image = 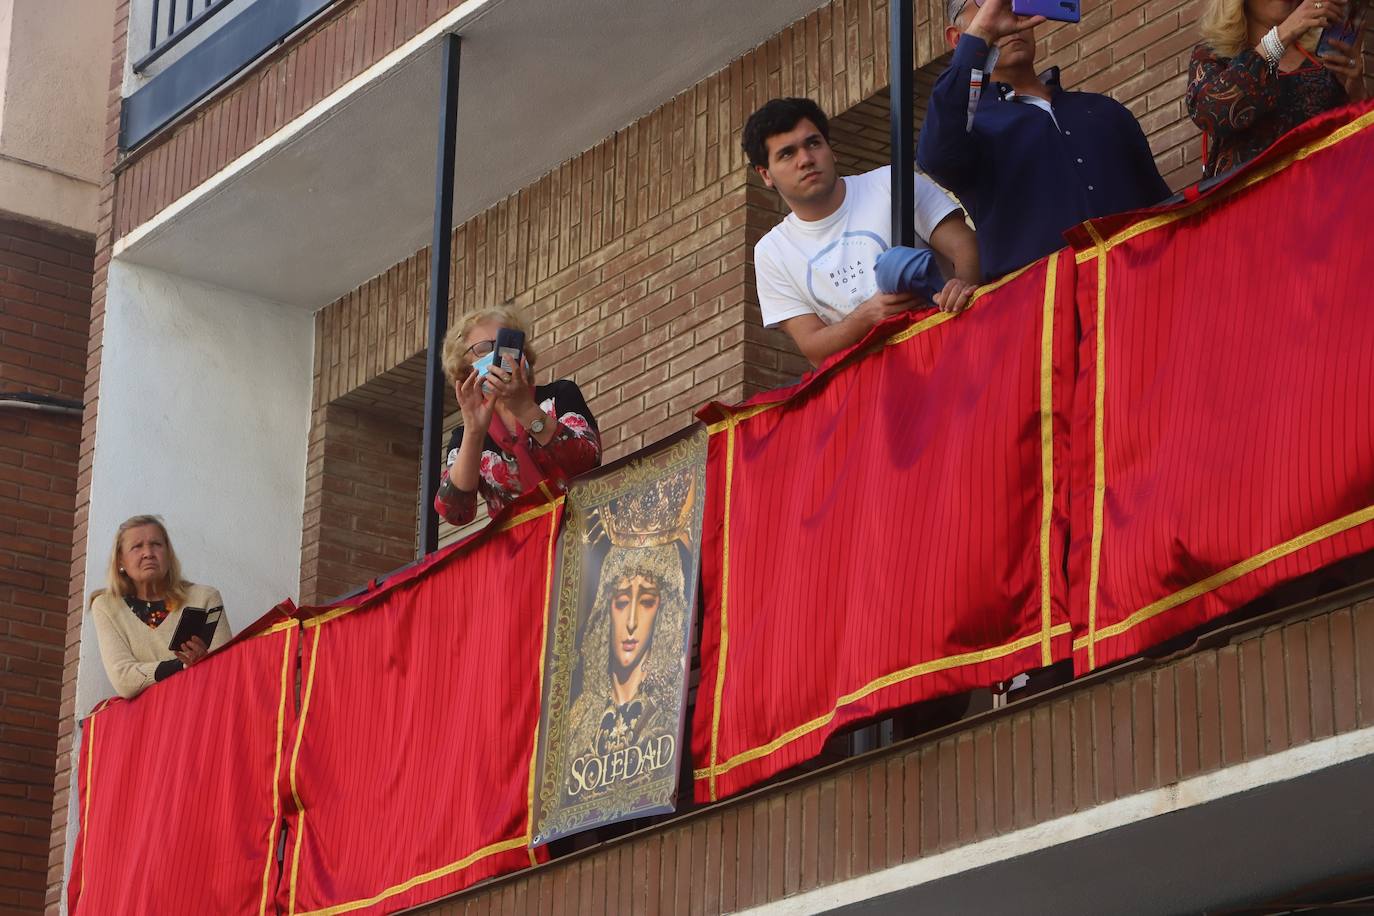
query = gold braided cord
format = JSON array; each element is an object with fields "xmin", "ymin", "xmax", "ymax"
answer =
[
  {"xmin": 1076, "ymin": 503, "xmax": 1374, "ymax": 651},
  {"xmin": 706, "ymin": 416, "xmax": 738, "ymax": 801},
  {"xmin": 258, "ymin": 628, "xmax": 295, "ymax": 916},
  {"xmin": 1075, "ymin": 110, "xmax": 1374, "ymax": 266},
  {"xmin": 694, "ymin": 623, "xmax": 1072, "ymax": 781},
  {"xmin": 1038, "ymin": 254, "xmax": 1059, "ymax": 666},
  {"xmin": 293, "ymin": 837, "xmax": 530, "ymax": 916},
  {"xmin": 524, "ymin": 512, "xmax": 558, "ymax": 864}
]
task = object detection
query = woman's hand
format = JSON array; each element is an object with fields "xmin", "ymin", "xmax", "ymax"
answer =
[
  {"xmin": 455, "ymin": 369, "xmax": 495, "ymax": 433},
  {"xmin": 173, "ymin": 635, "xmax": 208, "ymax": 667},
  {"xmin": 1320, "ymin": 37, "xmax": 1367, "ymax": 101},
  {"xmin": 1277, "ymin": 0, "xmax": 1346, "ymax": 47},
  {"xmin": 484, "ymin": 357, "xmax": 538, "ymax": 416}
]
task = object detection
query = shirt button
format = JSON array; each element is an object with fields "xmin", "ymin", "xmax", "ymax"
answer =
[
  {"xmin": 1088, "ymin": 184, "xmax": 1095, "ymax": 191},
  {"xmin": 1064, "ymin": 129, "xmax": 1072, "ymax": 135},
  {"xmin": 1076, "ymin": 157, "xmax": 1084, "ymax": 164}
]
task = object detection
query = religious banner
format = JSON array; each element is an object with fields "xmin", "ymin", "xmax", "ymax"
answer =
[
  {"xmin": 691, "ymin": 253, "xmax": 1076, "ymax": 803},
  {"xmin": 1066, "ymin": 101, "xmax": 1374, "ymax": 673},
  {"xmin": 531, "ymin": 426, "xmax": 708, "ymax": 845}
]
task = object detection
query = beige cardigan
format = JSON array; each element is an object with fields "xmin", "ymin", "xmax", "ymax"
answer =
[{"xmin": 90, "ymin": 583, "xmax": 233, "ymax": 699}]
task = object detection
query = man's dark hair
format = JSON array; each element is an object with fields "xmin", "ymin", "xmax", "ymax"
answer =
[{"xmin": 741, "ymin": 98, "xmax": 831, "ymax": 169}]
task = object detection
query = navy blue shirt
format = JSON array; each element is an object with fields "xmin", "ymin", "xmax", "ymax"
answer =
[{"xmin": 918, "ymin": 35, "xmax": 1171, "ymax": 281}]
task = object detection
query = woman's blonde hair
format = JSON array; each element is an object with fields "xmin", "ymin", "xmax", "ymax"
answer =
[
  {"xmin": 440, "ymin": 304, "xmax": 539, "ymax": 386},
  {"xmin": 1199, "ymin": 0, "xmax": 1249, "ymax": 58},
  {"xmin": 102, "ymin": 515, "xmax": 189, "ymax": 604}
]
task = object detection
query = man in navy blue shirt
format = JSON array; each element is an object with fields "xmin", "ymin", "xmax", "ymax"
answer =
[{"xmin": 918, "ymin": 0, "xmax": 1171, "ymax": 281}]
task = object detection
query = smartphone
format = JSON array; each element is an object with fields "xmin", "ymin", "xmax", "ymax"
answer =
[
  {"xmin": 492, "ymin": 327, "xmax": 525, "ymax": 375},
  {"xmin": 1316, "ymin": 2, "xmax": 1368, "ymax": 58},
  {"xmin": 1011, "ymin": 0, "xmax": 1080, "ymax": 22}
]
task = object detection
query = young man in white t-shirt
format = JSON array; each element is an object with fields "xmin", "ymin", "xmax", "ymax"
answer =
[{"xmin": 744, "ymin": 97, "xmax": 981, "ymax": 366}]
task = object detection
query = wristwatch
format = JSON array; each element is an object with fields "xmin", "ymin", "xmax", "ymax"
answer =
[{"xmin": 528, "ymin": 415, "xmax": 547, "ymax": 436}]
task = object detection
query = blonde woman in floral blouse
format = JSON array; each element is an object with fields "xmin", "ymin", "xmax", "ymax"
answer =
[
  {"xmin": 434, "ymin": 305, "xmax": 602, "ymax": 526},
  {"xmin": 1187, "ymin": 0, "xmax": 1366, "ymax": 179}
]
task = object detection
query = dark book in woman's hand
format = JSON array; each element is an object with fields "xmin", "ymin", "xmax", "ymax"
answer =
[{"xmin": 167, "ymin": 605, "xmax": 222, "ymax": 652}]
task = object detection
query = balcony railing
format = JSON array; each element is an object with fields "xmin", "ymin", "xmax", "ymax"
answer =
[
  {"xmin": 134, "ymin": 0, "xmax": 239, "ymax": 73},
  {"xmin": 120, "ymin": 0, "xmax": 339, "ymax": 151}
]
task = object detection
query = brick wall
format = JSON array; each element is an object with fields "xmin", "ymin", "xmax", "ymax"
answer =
[
  {"xmin": 298, "ymin": 0, "xmax": 953, "ymax": 597},
  {"xmin": 299, "ymin": 403, "xmax": 419, "ymax": 604},
  {"xmin": 0, "ymin": 215, "xmax": 93, "ymax": 914},
  {"xmin": 422, "ymin": 597, "xmax": 1374, "ymax": 914},
  {"xmin": 296, "ymin": 8, "xmax": 997, "ymax": 596}
]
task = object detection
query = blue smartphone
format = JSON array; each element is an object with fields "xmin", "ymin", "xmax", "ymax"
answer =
[
  {"xmin": 1012, "ymin": 0, "xmax": 1080, "ymax": 22},
  {"xmin": 1316, "ymin": 3, "xmax": 1368, "ymax": 58}
]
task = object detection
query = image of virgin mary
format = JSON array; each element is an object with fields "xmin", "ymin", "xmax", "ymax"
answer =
[{"xmin": 563, "ymin": 541, "xmax": 688, "ymax": 802}]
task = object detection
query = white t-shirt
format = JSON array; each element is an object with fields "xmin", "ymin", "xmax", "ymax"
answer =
[{"xmin": 754, "ymin": 166, "xmax": 961, "ymax": 327}]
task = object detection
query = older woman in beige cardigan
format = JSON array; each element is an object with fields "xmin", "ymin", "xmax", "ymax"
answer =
[{"xmin": 90, "ymin": 515, "xmax": 232, "ymax": 699}]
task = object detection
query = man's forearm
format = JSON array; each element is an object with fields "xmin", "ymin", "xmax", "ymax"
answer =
[{"xmin": 788, "ymin": 309, "xmax": 882, "ymax": 367}]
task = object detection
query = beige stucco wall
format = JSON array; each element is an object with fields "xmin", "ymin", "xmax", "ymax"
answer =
[{"xmin": 0, "ymin": 0, "xmax": 114, "ymax": 233}]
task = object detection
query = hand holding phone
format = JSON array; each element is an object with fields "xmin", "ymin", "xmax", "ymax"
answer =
[
  {"xmin": 492, "ymin": 327, "xmax": 526, "ymax": 376},
  {"xmin": 965, "ymin": 0, "xmax": 1047, "ymax": 46},
  {"xmin": 480, "ymin": 327, "xmax": 539, "ymax": 412},
  {"xmin": 1316, "ymin": 1, "xmax": 1367, "ymax": 58}
]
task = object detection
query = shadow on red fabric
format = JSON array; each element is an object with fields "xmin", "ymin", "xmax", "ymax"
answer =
[
  {"xmin": 1066, "ymin": 101, "xmax": 1374, "ymax": 672},
  {"xmin": 691, "ymin": 254, "xmax": 1077, "ymax": 802},
  {"xmin": 277, "ymin": 502, "xmax": 558, "ymax": 915}
]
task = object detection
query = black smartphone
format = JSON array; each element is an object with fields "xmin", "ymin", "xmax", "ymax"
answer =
[
  {"xmin": 168, "ymin": 605, "xmax": 222, "ymax": 652},
  {"xmin": 493, "ymin": 327, "xmax": 526, "ymax": 375}
]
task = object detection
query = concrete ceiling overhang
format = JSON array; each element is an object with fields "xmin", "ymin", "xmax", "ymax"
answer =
[
  {"xmin": 113, "ymin": 0, "xmax": 833, "ymax": 309},
  {"xmin": 823, "ymin": 748, "xmax": 1374, "ymax": 915}
]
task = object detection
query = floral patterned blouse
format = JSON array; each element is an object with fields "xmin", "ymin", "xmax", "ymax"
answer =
[
  {"xmin": 1187, "ymin": 43, "xmax": 1347, "ymax": 179},
  {"xmin": 434, "ymin": 379, "xmax": 601, "ymax": 526}
]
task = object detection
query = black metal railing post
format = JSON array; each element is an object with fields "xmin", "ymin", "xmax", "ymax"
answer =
[
  {"xmin": 889, "ymin": 0, "xmax": 916, "ymax": 248},
  {"xmin": 418, "ymin": 34, "xmax": 462, "ymax": 557},
  {"xmin": 848, "ymin": 0, "xmax": 917, "ymax": 759}
]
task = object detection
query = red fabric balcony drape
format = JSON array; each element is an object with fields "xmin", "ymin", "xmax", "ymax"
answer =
[
  {"xmin": 66, "ymin": 102, "xmax": 1374, "ymax": 915},
  {"xmin": 277, "ymin": 499, "xmax": 559, "ymax": 916},
  {"xmin": 69, "ymin": 620, "xmax": 298, "ymax": 916},
  {"xmin": 691, "ymin": 254, "xmax": 1077, "ymax": 802},
  {"xmin": 1067, "ymin": 103, "xmax": 1374, "ymax": 672}
]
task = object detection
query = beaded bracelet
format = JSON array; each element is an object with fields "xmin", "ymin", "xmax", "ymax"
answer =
[{"xmin": 1260, "ymin": 26, "xmax": 1285, "ymax": 68}]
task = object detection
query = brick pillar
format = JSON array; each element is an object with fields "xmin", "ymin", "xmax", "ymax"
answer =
[
  {"xmin": 300, "ymin": 403, "xmax": 422, "ymax": 604},
  {"xmin": 0, "ymin": 215, "xmax": 93, "ymax": 913}
]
